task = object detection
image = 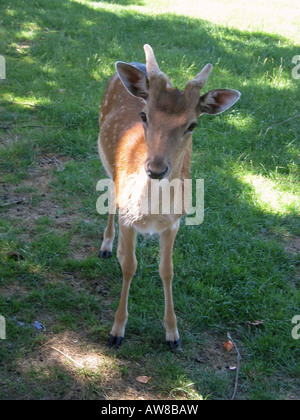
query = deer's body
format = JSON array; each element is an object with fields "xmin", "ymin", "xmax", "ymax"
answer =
[
  {"xmin": 98, "ymin": 45, "xmax": 240, "ymax": 349},
  {"xmin": 99, "ymin": 70, "xmax": 191, "ymax": 234}
]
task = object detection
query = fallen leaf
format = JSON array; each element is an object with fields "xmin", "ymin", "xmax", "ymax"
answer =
[
  {"xmin": 91, "ymin": 247, "xmax": 96, "ymax": 252},
  {"xmin": 136, "ymin": 376, "xmax": 151, "ymax": 384},
  {"xmin": 223, "ymin": 340, "xmax": 234, "ymax": 352}
]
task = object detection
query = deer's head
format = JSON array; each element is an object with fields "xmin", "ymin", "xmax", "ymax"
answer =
[{"xmin": 116, "ymin": 45, "xmax": 240, "ymax": 180}]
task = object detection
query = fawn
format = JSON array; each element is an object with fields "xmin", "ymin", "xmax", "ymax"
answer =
[{"xmin": 98, "ymin": 45, "xmax": 240, "ymax": 349}]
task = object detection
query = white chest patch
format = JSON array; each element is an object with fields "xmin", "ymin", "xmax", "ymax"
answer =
[
  {"xmin": 117, "ymin": 168, "xmax": 182, "ymax": 234},
  {"xmin": 118, "ymin": 167, "xmax": 149, "ymax": 225}
]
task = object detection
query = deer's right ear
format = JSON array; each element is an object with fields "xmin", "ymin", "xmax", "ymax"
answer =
[{"xmin": 116, "ymin": 62, "xmax": 149, "ymax": 101}]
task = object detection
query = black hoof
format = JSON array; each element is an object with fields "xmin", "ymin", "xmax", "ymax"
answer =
[
  {"xmin": 167, "ymin": 338, "xmax": 182, "ymax": 352},
  {"xmin": 99, "ymin": 250, "xmax": 112, "ymax": 259},
  {"xmin": 108, "ymin": 334, "xmax": 124, "ymax": 349}
]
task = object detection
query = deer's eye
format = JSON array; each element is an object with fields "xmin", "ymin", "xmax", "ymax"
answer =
[
  {"xmin": 140, "ymin": 112, "xmax": 147, "ymax": 124},
  {"xmin": 187, "ymin": 122, "xmax": 198, "ymax": 132}
]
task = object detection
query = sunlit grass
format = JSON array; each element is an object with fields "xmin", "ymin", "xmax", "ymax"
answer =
[
  {"xmin": 74, "ymin": 0, "xmax": 300, "ymax": 41},
  {"xmin": 240, "ymin": 173, "xmax": 299, "ymax": 215}
]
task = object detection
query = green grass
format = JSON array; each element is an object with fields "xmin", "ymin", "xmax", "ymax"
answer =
[{"xmin": 0, "ymin": 0, "xmax": 299, "ymax": 400}]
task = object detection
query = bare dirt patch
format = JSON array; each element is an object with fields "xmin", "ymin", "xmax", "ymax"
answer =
[
  {"xmin": 193, "ymin": 332, "xmax": 241, "ymax": 371},
  {"xmin": 1, "ymin": 153, "xmax": 102, "ymax": 259},
  {"xmin": 284, "ymin": 234, "xmax": 300, "ymax": 257},
  {"xmin": 1, "ymin": 154, "xmax": 71, "ymax": 222},
  {"xmin": 282, "ymin": 233, "xmax": 300, "ymax": 283},
  {"xmin": 16, "ymin": 329, "xmax": 166, "ymax": 400}
]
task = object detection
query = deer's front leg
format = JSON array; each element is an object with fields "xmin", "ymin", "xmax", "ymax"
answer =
[
  {"xmin": 159, "ymin": 221, "xmax": 181, "ymax": 350},
  {"xmin": 109, "ymin": 221, "xmax": 137, "ymax": 349},
  {"xmin": 99, "ymin": 213, "xmax": 115, "ymax": 259}
]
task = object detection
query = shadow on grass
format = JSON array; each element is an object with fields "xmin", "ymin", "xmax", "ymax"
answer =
[
  {"xmin": 1, "ymin": 0, "xmax": 298, "ymax": 224},
  {"xmin": 1, "ymin": 328, "xmax": 164, "ymax": 400},
  {"xmin": 0, "ymin": 0, "xmax": 298, "ymax": 162},
  {"xmin": 0, "ymin": 0, "xmax": 299, "ymax": 400}
]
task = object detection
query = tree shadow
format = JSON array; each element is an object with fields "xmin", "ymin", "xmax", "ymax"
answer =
[
  {"xmin": 0, "ymin": 328, "xmax": 164, "ymax": 400},
  {"xmin": 1, "ymin": 0, "xmax": 298, "ymax": 188},
  {"xmin": 0, "ymin": 0, "xmax": 298, "ymax": 297}
]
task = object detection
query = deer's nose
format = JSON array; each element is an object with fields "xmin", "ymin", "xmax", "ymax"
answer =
[
  {"xmin": 146, "ymin": 160, "xmax": 170, "ymax": 180},
  {"xmin": 147, "ymin": 167, "xmax": 168, "ymax": 180}
]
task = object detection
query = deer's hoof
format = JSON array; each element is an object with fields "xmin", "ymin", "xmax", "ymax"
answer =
[
  {"xmin": 99, "ymin": 250, "xmax": 112, "ymax": 259},
  {"xmin": 167, "ymin": 338, "xmax": 182, "ymax": 352},
  {"xmin": 108, "ymin": 334, "xmax": 124, "ymax": 349}
]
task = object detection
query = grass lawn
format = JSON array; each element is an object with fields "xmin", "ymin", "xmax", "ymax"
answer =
[{"xmin": 0, "ymin": 0, "xmax": 299, "ymax": 400}]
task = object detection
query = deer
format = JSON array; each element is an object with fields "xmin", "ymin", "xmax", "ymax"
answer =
[{"xmin": 98, "ymin": 44, "xmax": 240, "ymax": 350}]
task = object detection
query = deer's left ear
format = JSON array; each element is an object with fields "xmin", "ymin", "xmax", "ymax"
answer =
[
  {"xmin": 116, "ymin": 62, "xmax": 149, "ymax": 101},
  {"xmin": 198, "ymin": 89, "xmax": 241, "ymax": 115}
]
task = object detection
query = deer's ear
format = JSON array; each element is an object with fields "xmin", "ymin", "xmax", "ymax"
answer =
[
  {"xmin": 198, "ymin": 89, "xmax": 241, "ymax": 115},
  {"xmin": 116, "ymin": 62, "xmax": 149, "ymax": 101}
]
